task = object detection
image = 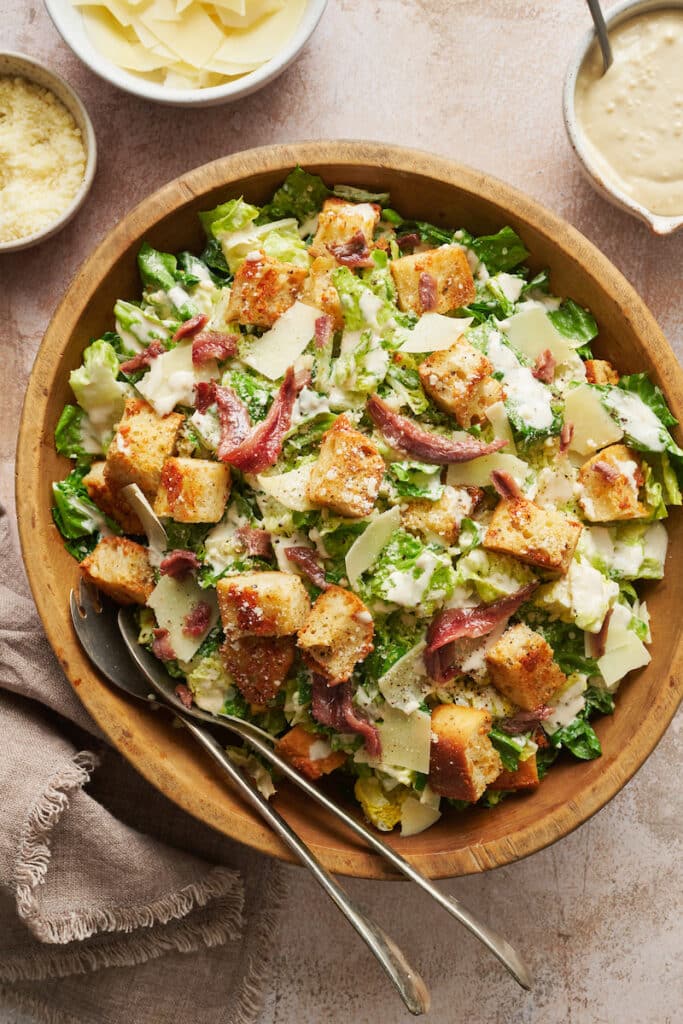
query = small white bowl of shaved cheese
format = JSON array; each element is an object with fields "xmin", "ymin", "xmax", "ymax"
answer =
[
  {"xmin": 44, "ymin": 0, "xmax": 328, "ymax": 106},
  {"xmin": 0, "ymin": 52, "xmax": 96, "ymax": 251}
]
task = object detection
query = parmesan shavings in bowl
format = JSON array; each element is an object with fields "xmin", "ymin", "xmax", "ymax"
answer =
[
  {"xmin": 71, "ymin": 0, "xmax": 308, "ymax": 91},
  {"xmin": 0, "ymin": 53, "xmax": 96, "ymax": 251}
]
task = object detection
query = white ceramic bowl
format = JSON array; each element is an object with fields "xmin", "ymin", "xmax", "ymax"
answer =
[
  {"xmin": 44, "ymin": 0, "xmax": 328, "ymax": 108},
  {"xmin": 563, "ymin": 0, "xmax": 683, "ymax": 236},
  {"xmin": 0, "ymin": 51, "xmax": 97, "ymax": 253}
]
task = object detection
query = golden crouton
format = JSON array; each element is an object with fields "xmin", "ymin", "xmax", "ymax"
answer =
[
  {"xmin": 297, "ymin": 586, "xmax": 374, "ymax": 683},
  {"xmin": 299, "ymin": 255, "xmax": 345, "ymax": 330},
  {"xmin": 484, "ymin": 497, "xmax": 582, "ymax": 574},
  {"xmin": 221, "ymin": 635, "xmax": 295, "ymax": 705},
  {"xmin": 309, "ymin": 198, "xmax": 380, "ymax": 259},
  {"xmin": 82, "ymin": 461, "xmax": 143, "ymax": 535},
  {"xmin": 217, "ymin": 571, "xmax": 310, "ymax": 639},
  {"xmin": 390, "ymin": 245, "xmax": 476, "ymax": 315},
  {"xmin": 307, "ymin": 415, "xmax": 386, "ymax": 518},
  {"xmin": 153, "ymin": 457, "xmax": 231, "ymax": 524},
  {"xmin": 585, "ymin": 359, "xmax": 619, "ymax": 386},
  {"xmin": 488, "ymin": 754, "xmax": 540, "ymax": 792},
  {"xmin": 226, "ymin": 251, "xmax": 307, "ymax": 328},
  {"xmin": 105, "ymin": 398, "xmax": 183, "ymax": 500},
  {"xmin": 486, "ymin": 623, "xmax": 566, "ymax": 711},
  {"xmin": 418, "ymin": 336, "xmax": 503, "ymax": 427},
  {"xmin": 429, "ymin": 704, "xmax": 503, "ymax": 802},
  {"xmin": 401, "ymin": 486, "xmax": 480, "ymax": 546},
  {"xmin": 275, "ymin": 725, "xmax": 346, "ymax": 780},
  {"xmin": 577, "ymin": 444, "xmax": 646, "ymax": 522},
  {"xmin": 80, "ymin": 536, "xmax": 154, "ymax": 606}
]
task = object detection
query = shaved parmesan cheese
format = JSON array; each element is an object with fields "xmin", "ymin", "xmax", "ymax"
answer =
[
  {"xmin": 74, "ymin": 0, "xmax": 306, "ymax": 90},
  {"xmin": 345, "ymin": 507, "xmax": 401, "ymax": 588},
  {"xmin": 400, "ymin": 796, "xmax": 441, "ymax": 837},
  {"xmin": 399, "ymin": 314, "xmax": 473, "ymax": 353},
  {"xmin": 564, "ymin": 384, "xmax": 623, "ymax": 456},
  {"xmin": 256, "ymin": 463, "xmax": 315, "ymax": 512},
  {"xmin": 596, "ymin": 602, "xmax": 651, "ymax": 690},
  {"xmin": 544, "ymin": 676, "xmax": 588, "ymax": 733},
  {"xmin": 136, "ymin": 341, "xmax": 215, "ymax": 416},
  {"xmin": 241, "ymin": 302, "xmax": 319, "ymax": 381},
  {"xmin": 147, "ymin": 575, "xmax": 219, "ymax": 663},
  {"xmin": 446, "ymin": 453, "xmax": 529, "ymax": 490},
  {"xmin": 120, "ymin": 483, "xmax": 167, "ymax": 565},
  {"xmin": 378, "ymin": 642, "xmax": 428, "ymax": 713},
  {"xmin": 502, "ymin": 306, "xmax": 576, "ymax": 363},
  {"xmin": 376, "ymin": 707, "xmax": 432, "ymax": 773}
]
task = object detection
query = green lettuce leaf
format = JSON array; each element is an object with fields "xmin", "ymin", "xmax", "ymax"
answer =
[
  {"xmin": 224, "ymin": 369, "xmax": 274, "ymax": 422},
  {"xmin": 548, "ymin": 298, "xmax": 598, "ymax": 344},
  {"xmin": 617, "ymin": 373, "xmax": 678, "ymax": 427},
  {"xmin": 52, "ymin": 466, "xmax": 119, "ymax": 560},
  {"xmin": 363, "ymin": 612, "xmax": 423, "ymax": 681},
  {"xmin": 199, "ymin": 197, "xmax": 260, "ymax": 238},
  {"xmin": 54, "ymin": 405, "xmax": 99, "ymax": 463},
  {"xmin": 387, "ymin": 461, "xmax": 443, "ymax": 500},
  {"xmin": 471, "ymin": 226, "xmax": 528, "ymax": 273},
  {"xmin": 259, "ymin": 167, "xmax": 330, "ymax": 224},
  {"xmin": 69, "ymin": 338, "xmax": 127, "ymax": 447},
  {"xmin": 550, "ymin": 717, "xmax": 602, "ymax": 760},
  {"xmin": 331, "ymin": 184, "xmax": 390, "ymax": 205},
  {"xmin": 200, "ymin": 238, "xmax": 231, "ymax": 280},
  {"xmin": 488, "ymin": 727, "xmax": 526, "ymax": 772}
]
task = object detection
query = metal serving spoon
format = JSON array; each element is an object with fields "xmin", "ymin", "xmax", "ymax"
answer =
[
  {"xmin": 99, "ymin": 484, "xmax": 532, "ymax": 990},
  {"xmin": 71, "ymin": 583, "xmax": 429, "ymax": 1016},
  {"xmin": 586, "ymin": 0, "xmax": 613, "ymax": 72}
]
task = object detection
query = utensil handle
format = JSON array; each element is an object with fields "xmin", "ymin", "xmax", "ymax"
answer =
[
  {"xmin": 179, "ymin": 714, "xmax": 429, "ymax": 1017},
  {"xmin": 586, "ymin": 0, "xmax": 613, "ymax": 70},
  {"xmin": 229, "ymin": 720, "xmax": 532, "ymax": 991}
]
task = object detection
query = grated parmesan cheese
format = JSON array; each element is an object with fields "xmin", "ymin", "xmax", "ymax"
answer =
[{"xmin": 0, "ymin": 76, "xmax": 86, "ymax": 243}]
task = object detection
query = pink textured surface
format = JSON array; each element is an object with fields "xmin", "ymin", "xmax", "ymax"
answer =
[{"xmin": 2, "ymin": 1, "xmax": 682, "ymax": 1021}]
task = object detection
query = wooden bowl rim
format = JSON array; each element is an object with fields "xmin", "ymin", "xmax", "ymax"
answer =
[{"xmin": 16, "ymin": 141, "xmax": 683, "ymax": 878}]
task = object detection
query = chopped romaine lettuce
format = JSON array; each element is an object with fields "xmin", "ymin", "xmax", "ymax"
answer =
[
  {"xmin": 471, "ymin": 226, "xmax": 529, "ymax": 273},
  {"xmin": 387, "ymin": 460, "xmax": 443, "ymax": 500},
  {"xmin": 548, "ymin": 299, "xmax": 598, "ymax": 344},
  {"xmin": 362, "ymin": 529, "xmax": 455, "ymax": 613},
  {"xmin": 456, "ymin": 548, "xmax": 535, "ymax": 603},
  {"xmin": 489, "ymin": 728, "xmax": 526, "ymax": 772},
  {"xmin": 54, "ymin": 405, "xmax": 100, "ymax": 462},
  {"xmin": 69, "ymin": 338, "xmax": 128, "ymax": 447},
  {"xmin": 332, "ymin": 183, "xmax": 390, "ymax": 205},
  {"xmin": 259, "ymin": 167, "xmax": 330, "ymax": 225},
  {"xmin": 51, "ymin": 466, "xmax": 118, "ymax": 560},
  {"xmin": 200, "ymin": 197, "xmax": 260, "ymax": 238}
]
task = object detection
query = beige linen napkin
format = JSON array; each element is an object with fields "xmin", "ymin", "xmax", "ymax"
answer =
[{"xmin": 0, "ymin": 504, "xmax": 284, "ymax": 1024}]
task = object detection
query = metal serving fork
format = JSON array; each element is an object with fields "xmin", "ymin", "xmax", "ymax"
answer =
[
  {"xmin": 71, "ymin": 581, "xmax": 532, "ymax": 995},
  {"xmin": 71, "ymin": 582, "xmax": 429, "ymax": 1016}
]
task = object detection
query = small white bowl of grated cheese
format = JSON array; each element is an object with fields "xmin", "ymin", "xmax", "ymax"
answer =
[{"xmin": 0, "ymin": 52, "xmax": 96, "ymax": 252}]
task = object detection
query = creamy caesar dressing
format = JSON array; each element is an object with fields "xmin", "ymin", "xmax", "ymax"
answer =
[
  {"xmin": 485, "ymin": 328, "xmax": 554, "ymax": 430},
  {"xmin": 575, "ymin": 9, "xmax": 683, "ymax": 217}
]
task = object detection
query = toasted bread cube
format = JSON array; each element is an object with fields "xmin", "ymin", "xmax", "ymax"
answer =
[
  {"xmin": 300, "ymin": 255, "xmax": 345, "ymax": 329},
  {"xmin": 418, "ymin": 336, "xmax": 503, "ymax": 427},
  {"xmin": 105, "ymin": 398, "xmax": 183, "ymax": 500},
  {"xmin": 484, "ymin": 497, "xmax": 582, "ymax": 574},
  {"xmin": 80, "ymin": 536, "xmax": 154, "ymax": 606},
  {"xmin": 297, "ymin": 586, "xmax": 374, "ymax": 683},
  {"xmin": 390, "ymin": 245, "xmax": 476, "ymax": 315},
  {"xmin": 226, "ymin": 252, "xmax": 307, "ymax": 328},
  {"xmin": 275, "ymin": 725, "xmax": 346, "ymax": 780},
  {"xmin": 585, "ymin": 359, "xmax": 619, "ymax": 386},
  {"xmin": 486, "ymin": 623, "xmax": 566, "ymax": 711},
  {"xmin": 153, "ymin": 457, "xmax": 230, "ymax": 524},
  {"xmin": 307, "ymin": 415, "xmax": 385, "ymax": 518},
  {"xmin": 82, "ymin": 461, "xmax": 143, "ymax": 534},
  {"xmin": 429, "ymin": 704, "xmax": 502, "ymax": 802},
  {"xmin": 577, "ymin": 444, "xmax": 646, "ymax": 522},
  {"xmin": 488, "ymin": 754, "xmax": 540, "ymax": 792},
  {"xmin": 309, "ymin": 198, "xmax": 380, "ymax": 260},
  {"xmin": 221, "ymin": 635, "xmax": 295, "ymax": 705},
  {"xmin": 217, "ymin": 571, "xmax": 310, "ymax": 639},
  {"xmin": 401, "ymin": 486, "xmax": 479, "ymax": 546}
]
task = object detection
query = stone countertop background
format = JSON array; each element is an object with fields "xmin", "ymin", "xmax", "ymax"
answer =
[{"xmin": 2, "ymin": 0, "xmax": 682, "ymax": 1021}]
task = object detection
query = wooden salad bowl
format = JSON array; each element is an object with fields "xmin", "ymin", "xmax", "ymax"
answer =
[{"xmin": 16, "ymin": 142, "xmax": 683, "ymax": 879}]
